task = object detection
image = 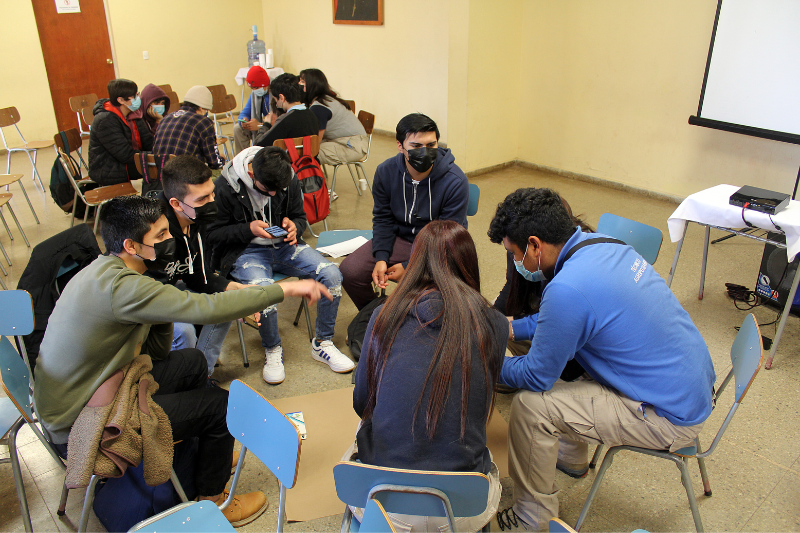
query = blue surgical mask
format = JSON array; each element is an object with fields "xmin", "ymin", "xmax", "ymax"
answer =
[
  {"xmin": 514, "ymin": 244, "xmax": 547, "ymax": 283},
  {"xmin": 253, "ymin": 88, "xmax": 266, "ymax": 97},
  {"xmin": 127, "ymin": 95, "xmax": 141, "ymax": 112},
  {"xmin": 152, "ymin": 104, "xmax": 165, "ymax": 116}
]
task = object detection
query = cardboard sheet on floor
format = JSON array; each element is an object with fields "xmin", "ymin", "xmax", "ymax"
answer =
[{"xmin": 271, "ymin": 387, "xmax": 509, "ymax": 523}]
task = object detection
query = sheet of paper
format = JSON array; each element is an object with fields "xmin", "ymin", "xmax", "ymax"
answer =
[{"xmin": 316, "ymin": 236, "xmax": 369, "ymax": 258}]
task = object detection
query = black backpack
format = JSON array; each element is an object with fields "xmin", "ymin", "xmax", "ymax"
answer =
[
  {"xmin": 50, "ymin": 132, "xmax": 94, "ymax": 217},
  {"xmin": 346, "ymin": 295, "xmax": 386, "ymax": 361}
]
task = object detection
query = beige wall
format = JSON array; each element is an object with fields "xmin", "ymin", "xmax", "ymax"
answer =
[
  {"xmin": 260, "ymin": 0, "xmax": 451, "ymax": 142},
  {"xmin": 0, "ymin": 1, "xmax": 58, "ymax": 144},
  {"xmin": 518, "ymin": 0, "xmax": 800, "ymax": 198}
]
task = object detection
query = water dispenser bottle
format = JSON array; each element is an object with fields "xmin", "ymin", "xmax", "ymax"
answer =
[{"xmin": 247, "ymin": 25, "xmax": 266, "ymax": 67}]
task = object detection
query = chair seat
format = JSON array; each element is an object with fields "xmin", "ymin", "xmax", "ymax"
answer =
[
  {"xmin": 21, "ymin": 140, "xmax": 54, "ymax": 150},
  {"xmin": 130, "ymin": 500, "xmax": 234, "ymax": 532},
  {"xmin": 216, "ymin": 137, "xmax": 228, "ymax": 146},
  {"xmin": 0, "ymin": 174, "xmax": 23, "ymax": 187},
  {"xmin": 672, "ymin": 444, "xmax": 698, "ymax": 457},
  {"xmin": 0, "ymin": 193, "xmax": 12, "ymax": 207},
  {"xmin": 83, "ymin": 182, "xmax": 137, "ymax": 204},
  {"xmin": 0, "ymin": 398, "xmax": 21, "ymax": 439}
]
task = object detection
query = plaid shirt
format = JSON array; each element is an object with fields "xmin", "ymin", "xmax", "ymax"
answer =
[{"xmin": 153, "ymin": 106, "xmax": 223, "ymax": 169}]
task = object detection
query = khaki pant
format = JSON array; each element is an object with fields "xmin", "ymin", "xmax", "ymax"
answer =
[
  {"xmin": 508, "ymin": 377, "xmax": 703, "ymax": 530},
  {"xmin": 319, "ymin": 134, "xmax": 369, "ymax": 166}
]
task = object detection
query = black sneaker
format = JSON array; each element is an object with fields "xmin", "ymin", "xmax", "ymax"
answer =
[
  {"xmin": 497, "ymin": 506, "xmax": 530, "ymax": 531},
  {"xmin": 206, "ymin": 377, "xmax": 221, "ymax": 389}
]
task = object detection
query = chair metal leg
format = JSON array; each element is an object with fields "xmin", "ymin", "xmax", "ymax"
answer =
[
  {"xmin": 302, "ymin": 300, "xmax": 314, "ymax": 341},
  {"xmin": 277, "ymin": 483, "xmax": 288, "ymax": 532},
  {"xmin": 345, "ymin": 164, "xmax": 361, "ymax": 196},
  {"xmin": 57, "ymin": 482, "xmax": 69, "ymax": 515},
  {"xmin": 589, "ymin": 444, "xmax": 604, "ymax": 468},
  {"xmin": 236, "ymin": 320, "xmax": 249, "ymax": 368},
  {"xmin": 8, "ymin": 418, "xmax": 33, "ymax": 533},
  {"xmin": 0, "ymin": 239, "xmax": 10, "ymax": 270},
  {"xmin": 93, "ymin": 204, "xmax": 102, "ymax": 234},
  {"xmin": 323, "ymin": 218, "xmax": 328, "ymax": 232},
  {"xmin": 293, "ymin": 301, "xmax": 304, "ymax": 326},
  {"xmin": 24, "ymin": 150, "xmax": 44, "ymax": 190},
  {"xmin": 15, "ymin": 180, "xmax": 38, "ymax": 224},
  {"xmin": 695, "ymin": 437, "xmax": 711, "ymax": 496},
  {"xmin": 329, "ymin": 165, "xmax": 340, "ymax": 201},
  {"xmin": 678, "ymin": 457, "xmax": 704, "ymax": 532},
  {"xmin": 353, "ymin": 162, "xmax": 372, "ymax": 192},
  {"xmin": 307, "ymin": 225, "xmax": 320, "ymax": 238},
  {"xmin": 5, "ymin": 205, "xmax": 29, "ymax": 247},
  {"xmin": 78, "ymin": 474, "xmax": 102, "ymax": 532},
  {"xmin": 0, "ymin": 275, "xmax": 7, "ymax": 289},
  {"xmin": 170, "ymin": 469, "xmax": 189, "ymax": 503},
  {"xmin": 5, "ymin": 151, "xmax": 10, "ymax": 175},
  {"xmin": 70, "ymin": 190, "xmax": 78, "ymax": 226},
  {"xmin": 0, "ymin": 208, "xmax": 13, "ymax": 241},
  {"xmin": 340, "ymin": 504, "xmax": 353, "ymax": 533},
  {"xmin": 28, "ymin": 422, "xmax": 66, "ymax": 468},
  {"xmin": 575, "ymin": 447, "xmax": 620, "ymax": 531}
]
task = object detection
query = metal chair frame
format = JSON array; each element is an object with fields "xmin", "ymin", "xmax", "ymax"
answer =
[
  {"xmin": 0, "ymin": 193, "xmax": 31, "ymax": 270},
  {"xmin": 576, "ymin": 314, "xmax": 764, "ymax": 532},
  {"xmin": 0, "ymin": 107, "xmax": 53, "ymax": 189},
  {"xmin": 0, "ymin": 173, "xmax": 38, "ymax": 224}
]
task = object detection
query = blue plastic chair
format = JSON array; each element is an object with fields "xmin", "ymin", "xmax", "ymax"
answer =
[
  {"xmin": 468, "ymin": 183, "xmax": 480, "ymax": 217},
  {"xmin": 550, "ymin": 519, "xmax": 648, "ymax": 533},
  {"xmin": 130, "ymin": 379, "xmax": 302, "ymax": 532},
  {"xmin": 596, "ymin": 212, "xmax": 663, "ymax": 264},
  {"xmin": 128, "ymin": 500, "xmax": 234, "ymax": 532},
  {"xmin": 576, "ymin": 314, "xmax": 763, "ymax": 533},
  {"xmin": 333, "ymin": 461, "xmax": 492, "ymax": 533},
  {"xmin": 356, "ymin": 499, "xmax": 396, "ymax": 533}
]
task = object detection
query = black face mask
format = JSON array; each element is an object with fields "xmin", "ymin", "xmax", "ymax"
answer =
[
  {"xmin": 406, "ymin": 147, "xmax": 438, "ymax": 173},
  {"xmin": 137, "ymin": 238, "xmax": 177, "ymax": 271},
  {"xmin": 253, "ymin": 183, "xmax": 273, "ymax": 196},
  {"xmin": 183, "ymin": 201, "xmax": 218, "ymax": 225}
]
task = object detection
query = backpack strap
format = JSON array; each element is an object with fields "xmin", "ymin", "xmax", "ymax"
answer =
[
  {"xmin": 283, "ymin": 138, "xmax": 300, "ymax": 162},
  {"xmin": 302, "ymin": 135, "xmax": 311, "ymax": 158},
  {"xmin": 562, "ymin": 237, "xmax": 627, "ymax": 262},
  {"xmin": 59, "ymin": 131, "xmax": 70, "ymax": 153}
]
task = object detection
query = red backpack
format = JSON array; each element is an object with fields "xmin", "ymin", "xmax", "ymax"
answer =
[{"xmin": 283, "ymin": 137, "xmax": 330, "ymax": 225}]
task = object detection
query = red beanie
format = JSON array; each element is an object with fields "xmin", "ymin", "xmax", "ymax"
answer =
[{"xmin": 246, "ymin": 66, "xmax": 270, "ymax": 88}]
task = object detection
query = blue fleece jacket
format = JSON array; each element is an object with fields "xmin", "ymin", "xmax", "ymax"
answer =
[
  {"xmin": 501, "ymin": 228, "xmax": 716, "ymax": 426},
  {"xmin": 238, "ymin": 93, "xmax": 269, "ymax": 122},
  {"xmin": 371, "ymin": 148, "xmax": 469, "ymax": 263}
]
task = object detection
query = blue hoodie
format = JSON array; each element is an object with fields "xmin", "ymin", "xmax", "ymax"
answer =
[
  {"xmin": 371, "ymin": 148, "xmax": 469, "ymax": 263},
  {"xmin": 501, "ymin": 228, "xmax": 716, "ymax": 427}
]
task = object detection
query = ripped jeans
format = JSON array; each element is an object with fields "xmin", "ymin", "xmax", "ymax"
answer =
[{"xmin": 230, "ymin": 243, "xmax": 342, "ymax": 348}]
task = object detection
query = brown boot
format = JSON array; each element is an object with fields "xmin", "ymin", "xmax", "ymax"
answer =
[{"xmin": 216, "ymin": 490, "xmax": 269, "ymax": 527}]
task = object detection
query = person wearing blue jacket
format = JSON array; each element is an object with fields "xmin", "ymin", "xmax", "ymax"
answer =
[
  {"xmin": 340, "ymin": 113, "xmax": 469, "ymax": 309},
  {"xmin": 233, "ymin": 66, "xmax": 272, "ymax": 155},
  {"xmin": 487, "ymin": 188, "xmax": 716, "ymax": 531}
]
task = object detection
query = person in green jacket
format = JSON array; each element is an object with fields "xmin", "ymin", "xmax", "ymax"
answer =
[{"xmin": 34, "ymin": 195, "xmax": 329, "ymax": 527}]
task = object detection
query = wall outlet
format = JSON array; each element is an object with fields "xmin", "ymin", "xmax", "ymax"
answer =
[{"xmin": 143, "ymin": 51, "xmax": 149, "ymax": 60}]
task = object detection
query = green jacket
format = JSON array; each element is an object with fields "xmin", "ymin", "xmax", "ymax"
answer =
[{"xmin": 34, "ymin": 255, "xmax": 285, "ymax": 443}]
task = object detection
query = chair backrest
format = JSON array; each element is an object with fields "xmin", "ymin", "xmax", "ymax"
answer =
[
  {"xmin": 550, "ymin": 518, "xmax": 578, "ymax": 533},
  {"xmin": 226, "ymin": 380, "xmax": 301, "ymax": 488},
  {"xmin": 0, "ymin": 337, "xmax": 34, "ymax": 423},
  {"xmin": 467, "ymin": 183, "xmax": 480, "ymax": 217},
  {"xmin": 53, "ymin": 128, "xmax": 83, "ymax": 153},
  {"xmin": 158, "ymin": 84, "xmax": 173, "ymax": 93},
  {"xmin": 81, "ymin": 106, "xmax": 95, "ymax": 129},
  {"xmin": 0, "ymin": 290, "xmax": 35, "ymax": 337},
  {"xmin": 272, "ymin": 135, "xmax": 320, "ymax": 157},
  {"xmin": 165, "ymin": 91, "xmax": 181, "ymax": 115},
  {"xmin": 333, "ymin": 461, "xmax": 490, "ymax": 518},
  {"xmin": 729, "ymin": 313, "xmax": 763, "ymax": 403},
  {"xmin": 596, "ymin": 213, "xmax": 663, "ymax": 264},
  {"xmin": 224, "ymin": 94, "xmax": 237, "ymax": 113},
  {"xmin": 343, "ymin": 100, "xmax": 356, "ymax": 114},
  {"xmin": 207, "ymin": 84, "xmax": 229, "ymax": 114},
  {"xmin": 68, "ymin": 93, "xmax": 97, "ymax": 113},
  {"xmin": 360, "ymin": 499, "xmax": 396, "ymax": 533},
  {"xmin": 357, "ymin": 111, "xmax": 375, "ymax": 135},
  {"xmin": 0, "ymin": 107, "xmax": 21, "ymax": 128}
]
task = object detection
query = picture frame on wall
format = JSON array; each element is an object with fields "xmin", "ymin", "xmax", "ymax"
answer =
[{"xmin": 332, "ymin": 0, "xmax": 383, "ymax": 25}]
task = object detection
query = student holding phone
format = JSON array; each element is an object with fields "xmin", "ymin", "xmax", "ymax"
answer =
[{"xmin": 208, "ymin": 146, "xmax": 354, "ymax": 385}]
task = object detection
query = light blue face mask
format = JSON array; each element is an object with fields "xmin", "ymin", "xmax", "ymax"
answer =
[
  {"xmin": 127, "ymin": 95, "xmax": 141, "ymax": 112},
  {"xmin": 152, "ymin": 104, "xmax": 165, "ymax": 116},
  {"xmin": 253, "ymin": 88, "xmax": 266, "ymax": 97},
  {"xmin": 514, "ymin": 243, "xmax": 547, "ymax": 283}
]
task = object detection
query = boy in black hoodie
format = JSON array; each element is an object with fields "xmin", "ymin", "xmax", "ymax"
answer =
[
  {"xmin": 340, "ymin": 113, "xmax": 470, "ymax": 309},
  {"xmin": 150, "ymin": 155, "xmax": 250, "ymax": 376}
]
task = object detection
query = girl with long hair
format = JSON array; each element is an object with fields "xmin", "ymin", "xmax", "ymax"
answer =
[
  {"xmin": 299, "ymin": 68, "xmax": 369, "ymax": 168},
  {"xmin": 348, "ymin": 220, "xmax": 508, "ymax": 532}
]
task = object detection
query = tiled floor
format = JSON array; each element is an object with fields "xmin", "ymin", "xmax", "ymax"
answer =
[{"xmin": 0, "ymin": 131, "xmax": 798, "ymax": 532}]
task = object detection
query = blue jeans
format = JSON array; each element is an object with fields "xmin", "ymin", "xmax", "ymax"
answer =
[
  {"xmin": 230, "ymin": 243, "xmax": 342, "ymax": 349},
  {"xmin": 172, "ymin": 321, "xmax": 233, "ymax": 376}
]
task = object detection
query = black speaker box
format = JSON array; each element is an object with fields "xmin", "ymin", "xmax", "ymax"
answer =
[{"xmin": 754, "ymin": 232, "xmax": 800, "ymax": 316}]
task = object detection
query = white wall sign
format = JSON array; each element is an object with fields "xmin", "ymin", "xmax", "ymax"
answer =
[{"xmin": 55, "ymin": 0, "xmax": 80, "ymax": 14}]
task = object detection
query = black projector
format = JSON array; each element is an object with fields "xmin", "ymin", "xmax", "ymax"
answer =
[{"xmin": 729, "ymin": 185, "xmax": 790, "ymax": 215}]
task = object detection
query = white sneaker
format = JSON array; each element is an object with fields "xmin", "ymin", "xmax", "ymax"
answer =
[
  {"xmin": 311, "ymin": 339, "xmax": 355, "ymax": 373},
  {"xmin": 328, "ymin": 188, "xmax": 339, "ymax": 202},
  {"xmin": 262, "ymin": 346, "xmax": 285, "ymax": 384}
]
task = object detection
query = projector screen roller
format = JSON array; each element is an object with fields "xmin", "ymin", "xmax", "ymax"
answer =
[{"xmin": 690, "ymin": 0, "xmax": 800, "ymax": 144}]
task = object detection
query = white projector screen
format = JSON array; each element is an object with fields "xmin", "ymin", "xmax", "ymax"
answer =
[{"xmin": 690, "ymin": 0, "xmax": 800, "ymax": 144}]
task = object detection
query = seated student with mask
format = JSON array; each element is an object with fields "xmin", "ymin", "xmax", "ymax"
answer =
[
  {"xmin": 154, "ymin": 86, "xmax": 224, "ymax": 169},
  {"xmin": 348, "ymin": 220, "xmax": 507, "ymax": 532},
  {"xmin": 253, "ymin": 73, "xmax": 319, "ymax": 148},
  {"xmin": 34, "ymin": 195, "xmax": 331, "ymax": 527},
  {"xmin": 487, "ymin": 188, "xmax": 716, "ymax": 532},
  {"xmin": 149, "ymin": 155, "xmax": 251, "ymax": 376},
  {"xmin": 88, "ymin": 78, "xmax": 152, "ymax": 185},
  {"xmin": 234, "ymin": 66, "xmax": 271, "ymax": 155}
]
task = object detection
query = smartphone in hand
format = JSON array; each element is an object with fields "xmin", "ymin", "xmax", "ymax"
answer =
[{"xmin": 265, "ymin": 225, "xmax": 288, "ymax": 238}]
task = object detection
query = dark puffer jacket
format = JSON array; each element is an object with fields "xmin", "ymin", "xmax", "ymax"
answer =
[{"xmin": 88, "ymin": 99, "xmax": 153, "ymax": 186}]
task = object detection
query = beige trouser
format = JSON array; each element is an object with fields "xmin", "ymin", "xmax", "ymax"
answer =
[
  {"xmin": 319, "ymin": 134, "xmax": 369, "ymax": 166},
  {"xmin": 233, "ymin": 122, "xmax": 254, "ymax": 155},
  {"xmin": 508, "ymin": 377, "xmax": 704, "ymax": 530}
]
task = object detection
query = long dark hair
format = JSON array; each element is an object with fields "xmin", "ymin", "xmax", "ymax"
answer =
[
  {"xmin": 362, "ymin": 220, "xmax": 502, "ymax": 440},
  {"xmin": 299, "ymin": 68, "xmax": 351, "ymax": 111}
]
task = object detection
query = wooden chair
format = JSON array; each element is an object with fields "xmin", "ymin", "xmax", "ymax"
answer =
[
  {"xmin": 0, "ymin": 174, "xmax": 38, "ymax": 224},
  {"xmin": 328, "ymin": 111, "xmax": 375, "ymax": 199},
  {"xmin": 343, "ymin": 100, "xmax": 356, "ymax": 114},
  {"xmin": 333, "ymin": 461, "xmax": 492, "ymax": 533},
  {"xmin": 68, "ymin": 93, "xmax": 97, "ymax": 138},
  {"xmin": 576, "ymin": 314, "xmax": 764, "ymax": 533},
  {"xmin": 157, "ymin": 84, "xmax": 173, "ymax": 93},
  {"xmin": 0, "ymin": 192, "xmax": 31, "ymax": 267},
  {"xmin": 165, "ymin": 90, "xmax": 181, "ymax": 115},
  {"xmin": 81, "ymin": 107, "xmax": 95, "ymax": 132},
  {"xmin": 54, "ymin": 129, "xmax": 137, "ymax": 233},
  {"xmin": 207, "ymin": 86, "xmax": 236, "ymax": 159},
  {"xmin": 0, "ymin": 107, "xmax": 54, "ymax": 189},
  {"xmin": 53, "ymin": 127, "xmax": 89, "ymax": 172}
]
